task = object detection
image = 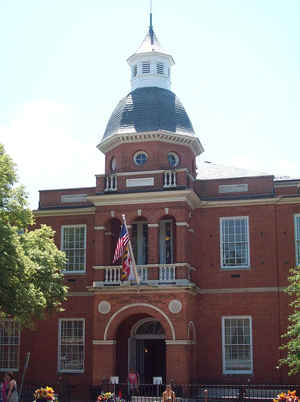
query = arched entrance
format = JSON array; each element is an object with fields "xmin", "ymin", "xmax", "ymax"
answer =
[{"xmin": 116, "ymin": 316, "xmax": 166, "ymax": 384}]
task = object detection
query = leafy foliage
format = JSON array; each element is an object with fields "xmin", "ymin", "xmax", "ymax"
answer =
[
  {"xmin": 280, "ymin": 265, "xmax": 300, "ymax": 375},
  {"xmin": 0, "ymin": 143, "xmax": 68, "ymax": 327}
]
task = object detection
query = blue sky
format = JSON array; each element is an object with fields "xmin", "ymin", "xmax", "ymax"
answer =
[{"xmin": 1, "ymin": 0, "xmax": 299, "ymax": 209}]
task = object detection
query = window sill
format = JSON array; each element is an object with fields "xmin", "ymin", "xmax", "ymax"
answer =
[
  {"xmin": 62, "ymin": 271, "xmax": 87, "ymax": 275},
  {"xmin": 220, "ymin": 266, "xmax": 251, "ymax": 271}
]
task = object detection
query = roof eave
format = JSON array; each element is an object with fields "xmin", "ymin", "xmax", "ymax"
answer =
[{"xmin": 97, "ymin": 130, "xmax": 204, "ymax": 156}]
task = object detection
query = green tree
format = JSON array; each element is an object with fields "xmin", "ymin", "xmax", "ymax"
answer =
[
  {"xmin": 280, "ymin": 265, "xmax": 300, "ymax": 375},
  {"xmin": 0, "ymin": 143, "xmax": 68, "ymax": 327}
]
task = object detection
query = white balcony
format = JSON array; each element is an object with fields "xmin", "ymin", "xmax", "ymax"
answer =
[
  {"xmin": 92, "ymin": 263, "xmax": 193, "ymax": 288},
  {"xmin": 163, "ymin": 170, "xmax": 176, "ymax": 188},
  {"xmin": 105, "ymin": 175, "xmax": 117, "ymax": 192}
]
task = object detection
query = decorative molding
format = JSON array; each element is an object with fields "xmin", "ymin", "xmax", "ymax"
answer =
[
  {"xmin": 93, "ymin": 340, "xmax": 116, "ymax": 345},
  {"xmin": 218, "ymin": 184, "xmax": 248, "ymax": 194},
  {"xmin": 168, "ymin": 300, "xmax": 182, "ymax": 314},
  {"xmin": 165, "ymin": 340, "xmax": 195, "ymax": 345},
  {"xmin": 200, "ymin": 196, "xmax": 300, "ymax": 208},
  {"xmin": 34, "ymin": 207, "xmax": 95, "ymax": 217},
  {"xmin": 103, "ymin": 303, "xmax": 176, "ymax": 341},
  {"xmin": 87, "ymin": 190, "xmax": 201, "ymax": 210},
  {"xmin": 61, "ymin": 194, "xmax": 87, "ymax": 203},
  {"xmin": 97, "ymin": 130, "xmax": 204, "ymax": 157},
  {"xmin": 98, "ymin": 301, "xmax": 111, "ymax": 314},
  {"xmin": 94, "ymin": 226, "xmax": 106, "ymax": 230},
  {"xmin": 126, "ymin": 178, "xmax": 154, "ymax": 187},
  {"xmin": 198, "ymin": 286, "xmax": 285, "ymax": 295}
]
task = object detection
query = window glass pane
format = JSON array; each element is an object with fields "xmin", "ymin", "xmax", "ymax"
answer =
[
  {"xmin": 59, "ymin": 320, "xmax": 84, "ymax": 372},
  {"xmin": 221, "ymin": 218, "xmax": 249, "ymax": 268},
  {"xmin": 0, "ymin": 320, "xmax": 20, "ymax": 370},
  {"xmin": 62, "ymin": 226, "xmax": 86, "ymax": 272},
  {"xmin": 223, "ymin": 317, "xmax": 252, "ymax": 372}
]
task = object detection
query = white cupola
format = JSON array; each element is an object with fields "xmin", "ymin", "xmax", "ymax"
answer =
[{"xmin": 127, "ymin": 12, "xmax": 175, "ymax": 91}]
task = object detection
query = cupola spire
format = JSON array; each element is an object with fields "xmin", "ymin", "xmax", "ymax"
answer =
[
  {"xmin": 149, "ymin": 0, "xmax": 154, "ymax": 45},
  {"xmin": 127, "ymin": 2, "xmax": 175, "ymax": 91}
]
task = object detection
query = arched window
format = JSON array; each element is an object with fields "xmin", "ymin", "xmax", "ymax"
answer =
[
  {"xmin": 159, "ymin": 219, "xmax": 174, "ymax": 264},
  {"xmin": 132, "ymin": 221, "xmax": 148, "ymax": 265},
  {"xmin": 133, "ymin": 318, "xmax": 165, "ymax": 338}
]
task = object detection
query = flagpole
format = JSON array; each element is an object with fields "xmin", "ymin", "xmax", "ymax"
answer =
[{"xmin": 122, "ymin": 214, "xmax": 141, "ymax": 286}]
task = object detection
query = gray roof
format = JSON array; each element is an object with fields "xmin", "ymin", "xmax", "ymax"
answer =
[
  {"xmin": 197, "ymin": 161, "xmax": 269, "ymax": 180},
  {"xmin": 102, "ymin": 87, "xmax": 195, "ymax": 140}
]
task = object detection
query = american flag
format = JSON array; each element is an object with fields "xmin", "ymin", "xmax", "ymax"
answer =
[{"xmin": 113, "ymin": 223, "xmax": 129, "ymax": 263}]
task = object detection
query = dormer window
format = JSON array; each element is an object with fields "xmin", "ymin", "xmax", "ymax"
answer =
[
  {"xmin": 157, "ymin": 63, "xmax": 164, "ymax": 75},
  {"xmin": 132, "ymin": 65, "xmax": 137, "ymax": 77},
  {"xmin": 142, "ymin": 62, "xmax": 150, "ymax": 74}
]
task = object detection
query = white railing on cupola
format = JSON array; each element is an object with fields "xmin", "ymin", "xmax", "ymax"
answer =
[
  {"xmin": 105, "ymin": 175, "xmax": 117, "ymax": 192},
  {"xmin": 163, "ymin": 170, "xmax": 176, "ymax": 188}
]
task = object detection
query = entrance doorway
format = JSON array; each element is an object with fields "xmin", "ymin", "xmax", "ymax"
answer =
[{"xmin": 128, "ymin": 319, "xmax": 166, "ymax": 384}]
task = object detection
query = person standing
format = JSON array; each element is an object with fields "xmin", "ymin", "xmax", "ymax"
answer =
[
  {"xmin": 127, "ymin": 369, "xmax": 139, "ymax": 395},
  {"xmin": 5, "ymin": 373, "xmax": 18, "ymax": 402},
  {"xmin": 162, "ymin": 384, "xmax": 176, "ymax": 402}
]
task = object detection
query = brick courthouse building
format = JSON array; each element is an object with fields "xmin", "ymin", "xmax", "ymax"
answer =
[{"xmin": 4, "ymin": 13, "xmax": 300, "ymax": 393}]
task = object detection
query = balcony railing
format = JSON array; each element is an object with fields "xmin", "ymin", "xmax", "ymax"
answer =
[
  {"xmin": 105, "ymin": 175, "xmax": 117, "ymax": 192},
  {"xmin": 93, "ymin": 263, "xmax": 193, "ymax": 288},
  {"xmin": 163, "ymin": 170, "xmax": 176, "ymax": 188}
]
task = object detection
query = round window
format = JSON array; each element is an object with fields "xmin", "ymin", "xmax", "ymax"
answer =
[
  {"xmin": 111, "ymin": 157, "xmax": 116, "ymax": 172},
  {"xmin": 168, "ymin": 152, "xmax": 179, "ymax": 168},
  {"xmin": 134, "ymin": 151, "xmax": 148, "ymax": 166}
]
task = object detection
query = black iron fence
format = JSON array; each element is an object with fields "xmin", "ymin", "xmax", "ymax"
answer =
[{"xmin": 21, "ymin": 382, "xmax": 300, "ymax": 402}]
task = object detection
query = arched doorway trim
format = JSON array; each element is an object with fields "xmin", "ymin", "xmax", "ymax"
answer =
[
  {"xmin": 103, "ymin": 303, "xmax": 176, "ymax": 340},
  {"xmin": 131, "ymin": 318, "xmax": 165, "ymax": 339}
]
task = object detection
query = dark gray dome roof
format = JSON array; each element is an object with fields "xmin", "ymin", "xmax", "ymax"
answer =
[{"xmin": 102, "ymin": 87, "xmax": 195, "ymax": 140}]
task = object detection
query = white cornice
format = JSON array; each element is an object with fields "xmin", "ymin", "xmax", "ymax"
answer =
[
  {"xmin": 87, "ymin": 189, "xmax": 201, "ymax": 210},
  {"xmin": 97, "ymin": 130, "xmax": 204, "ymax": 156},
  {"xmin": 198, "ymin": 287, "xmax": 285, "ymax": 294},
  {"xmin": 34, "ymin": 207, "xmax": 95, "ymax": 217},
  {"xmin": 199, "ymin": 196, "xmax": 300, "ymax": 208}
]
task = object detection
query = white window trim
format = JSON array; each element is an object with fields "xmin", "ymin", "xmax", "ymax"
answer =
[
  {"xmin": 222, "ymin": 316, "xmax": 253, "ymax": 375},
  {"xmin": 0, "ymin": 319, "xmax": 20, "ymax": 372},
  {"xmin": 61, "ymin": 224, "xmax": 87, "ymax": 274},
  {"xmin": 58, "ymin": 318, "xmax": 85, "ymax": 373},
  {"xmin": 220, "ymin": 216, "xmax": 250, "ymax": 269},
  {"xmin": 294, "ymin": 214, "xmax": 300, "ymax": 266}
]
